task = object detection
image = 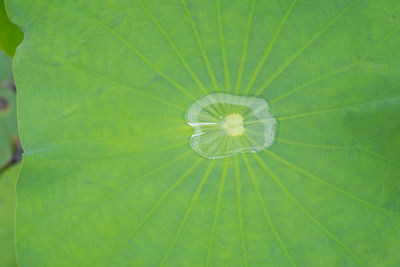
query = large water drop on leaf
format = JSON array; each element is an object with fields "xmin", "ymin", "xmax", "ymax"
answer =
[{"xmin": 185, "ymin": 93, "xmax": 277, "ymax": 159}]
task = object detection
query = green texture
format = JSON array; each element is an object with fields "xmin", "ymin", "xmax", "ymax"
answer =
[
  {"xmin": 0, "ymin": 164, "xmax": 19, "ymax": 267},
  {"xmin": 0, "ymin": 51, "xmax": 17, "ymax": 170},
  {"xmin": 0, "ymin": 0, "xmax": 22, "ymax": 56},
  {"xmin": 8, "ymin": 0, "xmax": 400, "ymax": 266}
]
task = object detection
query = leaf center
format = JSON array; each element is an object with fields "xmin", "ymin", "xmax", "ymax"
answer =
[
  {"xmin": 185, "ymin": 93, "xmax": 277, "ymax": 159},
  {"xmin": 223, "ymin": 113, "xmax": 245, "ymax": 136}
]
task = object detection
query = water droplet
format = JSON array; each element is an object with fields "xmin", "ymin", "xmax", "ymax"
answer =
[{"xmin": 185, "ymin": 93, "xmax": 277, "ymax": 159}]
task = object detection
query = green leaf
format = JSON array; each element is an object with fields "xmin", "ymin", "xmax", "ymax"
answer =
[
  {"xmin": 0, "ymin": 51, "xmax": 17, "ymax": 170},
  {"xmin": 8, "ymin": 0, "xmax": 400, "ymax": 266},
  {"xmin": 0, "ymin": 0, "xmax": 22, "ymax": 57},
  {"xmin": 0, "ymin": 164, "xmax": 19, "ymax": 267}
]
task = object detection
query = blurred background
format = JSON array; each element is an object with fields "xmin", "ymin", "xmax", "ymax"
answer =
[{"xmin": 1, "ymin": 0, "xmax": 23, "ymax": 265}]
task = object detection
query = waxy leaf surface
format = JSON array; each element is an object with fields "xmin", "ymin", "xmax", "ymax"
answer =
[{"xmin": 8, "ymin": 0, "xmax": 400, "ymax": 266}]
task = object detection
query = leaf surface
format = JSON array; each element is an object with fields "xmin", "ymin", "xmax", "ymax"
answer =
[{"xmin": 8, "ymin": 0, "xmax": 400, "ymax": 266}]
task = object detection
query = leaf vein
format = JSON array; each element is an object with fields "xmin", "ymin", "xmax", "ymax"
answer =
[
  {"xmin": 254, "ymin": 154, "xmax": 362, "ymax": 265},
  {"xmin": 160, "ymin": 161, "xmax": 215, "ymax": 266},
  {"xmin": 255, "ymin": 0, "xmax": 357, "ymax": 96}
]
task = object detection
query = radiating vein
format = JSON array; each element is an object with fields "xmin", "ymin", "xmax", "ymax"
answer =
[
  {"xmin": 39, "ymin": 126, "xmax": 188, "ymax": 144},
  {"xmin": 356, "ymin": 147, "xmax": 400, "ymax": 168},
  {"xmin": 32, "ymin": 59, "xmax": 185, "ymax": 112},
  {"xmin": 277, "ymin": 105, "xmax": 349, "ymax": 121},
  {"xmin": 265, "ymin": 151, "xmax": 398, "ymax": 222},
  {"xmin": 255, "ymin": 0, "xmax": 357, "ymax": 96},
  {"xmin": 275, "ymin": 137, "xmax": 352, "ymax": 150},
  {"xmin": 82, "ymin": 111, "xmax": 186, "ymax": 124},
  {"xmin": 253, "ymin": 154, "xmax": 363, "ymax": 265},
  {"xmin": 82, "ymin": 9, "xmax": 195, "ymax": 99},
  {"xmin": 242, "ymin": 154, "xmax": 296, "ymax": 266},
  {"xmin": 358, "ymin": 25, "xmax": 400, "ymax": 61},
  {"xmin": 55, "ymin": 149, "xmax": 195, "ymax": 254},
  {"xmin": 137, "ymin": 0, "xmax": 209, "ymax": 94},
  {"xmin": 235, "ymin": 0, "xmax": 256, "ymax": 94},
  {"xmin": 160, "ymin": 161, "xmax": 216, "ymax": 266},
  {"xmin": 234, "ymin": 156, "xmax": 248, "ymax": 267},
  {"xmin": 271, "ymin": 25, "xmax": 400, "ymax": 104},
  {"xmin": 103, "ymin": 149, "xmax": 192, "ymax": 203},
  {"xmin": 270, "ymin": 64, "xmax": 354, "ymax": 104},
  {"xmin": 217, "ymin": 0, "xmax": 230, "ymax": 92},
  {"xmin": 206, "ymin": 158, "xmax": 229, "ymax": 266},
  {"xmin": 182, "ymin": 0, "xmax": 219, "ymax": 91},
  {"xmin": 43, "ymin": 139, "xmax": 189, "ymax": 162},
  {"xmin": 111, "ymin": 157, "xmax": 204, "ymax": 256},
  {"xmin": 356, "ymin": 129, "xmax": 400, "ymax": 147},
  {"xmin": 244, "ymin": 0, "xmax": 297, "ymax": 94},
  {"xmin": 277, "ymin": 96, "xmax": 399, "ymax": 121},
  {"xmin": 64, "ymin": 64, "xmax": 184, "ymax": 112}
]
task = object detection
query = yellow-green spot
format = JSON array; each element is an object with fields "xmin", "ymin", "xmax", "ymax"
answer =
[{"xmin": 223, "ymin": 113, "xmax": 245, "ymax": 136}]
